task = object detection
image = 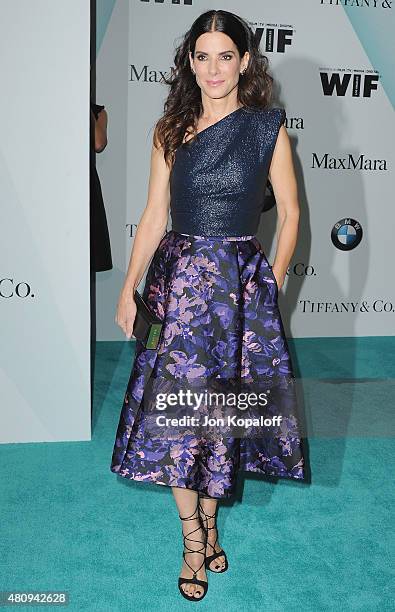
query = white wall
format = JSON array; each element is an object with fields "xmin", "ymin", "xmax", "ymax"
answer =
[{"xmin": 0, "ymin": 1, "xmax": 91, "ymax": 442}]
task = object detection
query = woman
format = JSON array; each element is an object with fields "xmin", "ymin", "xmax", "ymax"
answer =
[{"xmin": 110, "ymin": 10, "xmax": 305, "ymax": 602}]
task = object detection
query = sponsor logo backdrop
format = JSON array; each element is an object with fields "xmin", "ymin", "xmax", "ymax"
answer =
[{"xmin": 96, "ymin": 0, "xmax": 393, "ymax": 339}]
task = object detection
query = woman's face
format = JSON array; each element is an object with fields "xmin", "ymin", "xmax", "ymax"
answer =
[{"xmin": 189, "ymin": 31, "xmax": 249, "ymax": 102}]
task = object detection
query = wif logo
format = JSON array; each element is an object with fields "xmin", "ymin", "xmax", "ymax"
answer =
[
  {"xmin": 320, "ymin": 70, "xmax": 380, "ymax": 97},
  {"xmin": 254, "ymin": 25, "xmax": 294, "ymax": 53}
]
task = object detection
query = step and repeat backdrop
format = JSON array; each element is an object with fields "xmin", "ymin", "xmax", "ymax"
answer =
[
  {"xmin": 1, "ymin": 1, "xmax": 392, "ymax": 443},
  {"xmin": 96, "ymin": 0, "xmax": 393, "ymax": 340}
]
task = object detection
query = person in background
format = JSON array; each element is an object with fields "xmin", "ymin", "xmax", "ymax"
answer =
[
  {"xmin": 90, "ymin": 102, "xmax": 113, "ymax": 272},
  {"xmin": 90, "ymin": 102, "xmax": 113, "ymax": 409}
]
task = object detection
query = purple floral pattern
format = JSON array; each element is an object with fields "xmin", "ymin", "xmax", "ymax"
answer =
[{"xmin": 110, "ymin": 230, "xmax": 305, "ymax": 498}]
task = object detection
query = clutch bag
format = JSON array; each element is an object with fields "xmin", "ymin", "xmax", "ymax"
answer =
[{"xmin": 132, "ymin": 289, "xmax": 163, "ymax": 350}]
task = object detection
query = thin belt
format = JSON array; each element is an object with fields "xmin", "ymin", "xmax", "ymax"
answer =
[{"xmin": 177, "ymin": 231, "xmax": 255, "ymax": 242}]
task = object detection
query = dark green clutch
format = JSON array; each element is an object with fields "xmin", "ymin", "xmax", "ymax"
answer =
[{"xmin": 132, "ymin": 290, "xmax": 163, "ymax": 350}]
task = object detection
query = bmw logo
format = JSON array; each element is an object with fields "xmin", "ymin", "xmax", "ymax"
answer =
[{"xmin": 331, "ymin": 218, "xmax": 363, "ymax": 251}]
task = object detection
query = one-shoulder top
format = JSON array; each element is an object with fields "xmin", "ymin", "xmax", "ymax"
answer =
[{"xmin": 169, "ymin": 106, "xmax": 286, "ymax": 237}]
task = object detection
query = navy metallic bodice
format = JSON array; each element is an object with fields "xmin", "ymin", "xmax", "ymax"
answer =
[{"xmin": 169, "ymin": 106, "xmax": 286, "ymax": 237}]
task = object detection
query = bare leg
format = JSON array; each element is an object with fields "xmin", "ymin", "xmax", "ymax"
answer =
[
  {"xmin": 172, "ymin": 487, "xmax": 207, "ymax": 599},
  {"xmin": 198, "ymin": 493, "xmax": 226, "ymax": 571}
]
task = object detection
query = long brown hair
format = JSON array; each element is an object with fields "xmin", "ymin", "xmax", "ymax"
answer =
[{"xmin": 153, "ymin": 9, "xmax": 273, "ymax": 169}]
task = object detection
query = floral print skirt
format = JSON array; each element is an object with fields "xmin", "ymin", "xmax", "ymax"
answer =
[{"xmin": 110, "ymin": 230, "xmax": 305, "ymax": 498}]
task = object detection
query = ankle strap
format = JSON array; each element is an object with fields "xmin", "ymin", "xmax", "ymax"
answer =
[{"xmin": 198, "ymin": 501, "xmax": 216, "ymax": 520}]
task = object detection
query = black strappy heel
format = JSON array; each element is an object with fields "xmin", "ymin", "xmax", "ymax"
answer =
[
  {"xmin": 178, "ymin": 502, "xmax": 208, "ymax": 602},
  {"xmin": 198, "ymin": 501, "xmax": 229, "ymax": 573}
]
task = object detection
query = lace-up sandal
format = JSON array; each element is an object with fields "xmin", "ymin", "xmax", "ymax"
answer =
[
  {"xmin": 178, "ymin": 503, "xmax": 208, "ymax": 601},
  {"xmin": 198, "ymin": 501, "xmax": 229, "ymax": 573}
]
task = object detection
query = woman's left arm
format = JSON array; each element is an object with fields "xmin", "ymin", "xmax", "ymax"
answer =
[{"xmin": 268, "ymin": 125, "xmax": 300, "ymax": 290}]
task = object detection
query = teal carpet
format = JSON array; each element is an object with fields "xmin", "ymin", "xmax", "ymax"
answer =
[{"xmin": 2, "ymin": 338, "xmax": 394, "ymax": 611}]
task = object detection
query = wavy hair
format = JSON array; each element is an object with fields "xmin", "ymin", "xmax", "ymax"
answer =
[{"xmin": 153, "ymin": 9, "xmax": 273, "ymax": 168}]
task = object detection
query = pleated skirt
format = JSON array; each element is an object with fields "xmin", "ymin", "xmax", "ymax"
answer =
[{"xmin": 110, "ymin": 230, "xmax": 305, "ymax": 498}]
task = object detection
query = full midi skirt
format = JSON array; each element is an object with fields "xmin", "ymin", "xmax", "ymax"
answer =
[{"xmin": 110, "ymin": 230, "xmax": 305, "ymax": 498}]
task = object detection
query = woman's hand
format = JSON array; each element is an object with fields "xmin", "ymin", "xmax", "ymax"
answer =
[{"xmin": 115, "ymin": 290, "xmax": 137, "ymax": 339}]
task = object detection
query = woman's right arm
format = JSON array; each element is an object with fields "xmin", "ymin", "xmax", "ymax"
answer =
[{"xmin": 116, "ymin": 133, "xmax": 171, "ymax": 338}]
